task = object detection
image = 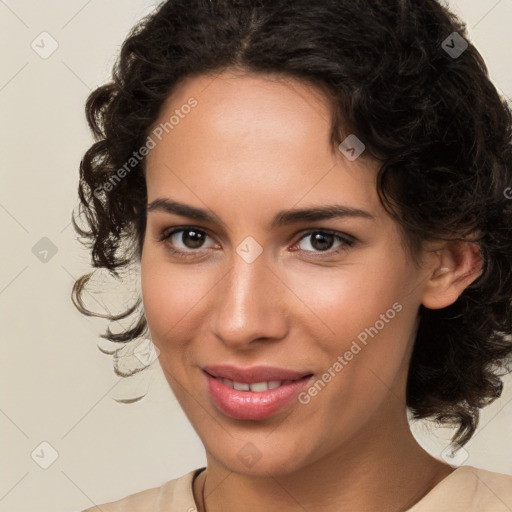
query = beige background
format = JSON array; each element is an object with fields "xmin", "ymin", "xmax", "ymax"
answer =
[{"xmin": 1, "ymin": 1, "xmax": 511, "ymax": 511}]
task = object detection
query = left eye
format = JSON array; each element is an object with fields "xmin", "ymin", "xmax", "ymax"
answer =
[{"xmin": 293, "ymin": 230, "xmax": 354, "ymax": 253}]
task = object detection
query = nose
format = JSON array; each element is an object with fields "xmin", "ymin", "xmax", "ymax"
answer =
[{"xmin": 211, "ymin": 247, "xmax": 289, "ymax": 350}]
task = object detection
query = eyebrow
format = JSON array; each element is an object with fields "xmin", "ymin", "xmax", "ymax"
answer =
[{"xmin": 147, "ymin": 197, "xmax": 375, "ymax": 229}]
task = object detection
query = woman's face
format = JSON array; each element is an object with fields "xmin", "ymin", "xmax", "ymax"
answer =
[{"xmin": 141, "ymin": 70, "xmax": 433, "ymax": 475}]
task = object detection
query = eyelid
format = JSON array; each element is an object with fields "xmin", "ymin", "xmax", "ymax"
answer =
[{"xmin": 295, "ymin": 228, "xmax": 354, "ymax": 243}]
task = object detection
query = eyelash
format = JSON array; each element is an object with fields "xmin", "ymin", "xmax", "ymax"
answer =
[{"xmin": 157, "ymin": 226, "xmax": 355, "ymax": 259}]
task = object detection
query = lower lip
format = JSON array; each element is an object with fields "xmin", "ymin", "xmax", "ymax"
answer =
[{"xmin": 204, "ymin": 371, "xmax": 314, "ymax": 420}]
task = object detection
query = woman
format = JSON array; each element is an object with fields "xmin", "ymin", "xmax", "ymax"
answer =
[{"xmin": 73, "ymin": 0, "xmax": 512, "ymax": 510}]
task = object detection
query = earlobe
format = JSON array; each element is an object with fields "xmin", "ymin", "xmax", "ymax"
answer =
[{"xmin": 421, "ymin": 241, "xmax": 483, "ymax": 310}]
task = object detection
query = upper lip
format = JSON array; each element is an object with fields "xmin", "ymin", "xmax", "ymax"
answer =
[{"xmin": 203, "ymin": 365, "xmax": 313, "ymax": 383}]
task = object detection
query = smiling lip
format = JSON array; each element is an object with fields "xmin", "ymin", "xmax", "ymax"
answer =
[
  {"xmin": 202, "ymin": 365, "xmax": 314, "ymax": 420},
  {"xmin": 202, "ymin": 364, "xmax": 312, "ymax": 383}
]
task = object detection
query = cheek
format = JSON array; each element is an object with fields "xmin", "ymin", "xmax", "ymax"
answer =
[
  {"xmin": 287, "ymin": 256, "xmax": 417, "ymax": 397},
  {"xmin": 140, "ymin": 253, "xmax": 213, "ymax": 342},
  {"xmin": 287, "ymin": 259, "xmax": 407, "ymax": 340}
]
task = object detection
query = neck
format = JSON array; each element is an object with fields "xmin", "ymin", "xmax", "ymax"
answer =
[{"xmin": 193, "ymin": 413, "xmax": 455, "ymax": 512}]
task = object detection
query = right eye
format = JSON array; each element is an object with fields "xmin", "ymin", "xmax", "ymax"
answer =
[{"xmin": 158, "ymin": 226, "xmax": 218, "ymax": 258}]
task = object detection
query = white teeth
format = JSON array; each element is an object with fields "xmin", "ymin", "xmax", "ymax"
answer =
[
  {"xmin": 223, "ymin": 378, "xmax": 234, "ymax": 388},
  {"xmin": 218, "ymin": 377, "xmax": 284, "ymax": 392},
  {"xmin": 249, "ymin": 381, "xmax": 270, "ymax": 392}
]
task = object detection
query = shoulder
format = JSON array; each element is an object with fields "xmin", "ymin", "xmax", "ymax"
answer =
[
  {"xmin": 408, "ymin": 465, "xmax": 512, "ymax": 512},
  {"xmin": 80, "ymin": 467, "xmax": 205, "ymax": 512},
  {"xmin": 466, "ymin": 466, "xmax": 512, "ymax": 508}
]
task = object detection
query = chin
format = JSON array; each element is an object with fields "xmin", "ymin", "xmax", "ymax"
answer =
[{"xmin": 202, "ymin": 431, "xmax": 316, "ymax": 477}]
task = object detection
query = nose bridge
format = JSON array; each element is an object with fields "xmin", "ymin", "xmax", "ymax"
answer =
[{"xmin": 213, "ymin": 246, "xmax": 286, "ymax": 347}]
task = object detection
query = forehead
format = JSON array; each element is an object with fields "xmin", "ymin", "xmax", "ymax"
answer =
[
  {"xmin": 156, "ymin": 69, "xmax": 334, "ymax": 130},
  {"xmin": 148, "ymin": 70, "xmax": 335, "ymax": 161},
  {"xmin": 144, "ymin": 70, "xmax": 381, "ymax": 222}
]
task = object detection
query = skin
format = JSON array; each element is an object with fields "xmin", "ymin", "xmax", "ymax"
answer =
[{"xmin": 140, "ymin": 69, "xmax": 483, "ymax": 512}]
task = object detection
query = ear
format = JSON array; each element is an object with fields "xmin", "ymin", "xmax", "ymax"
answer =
[{"xmin": 421, "ymin": 240, "xmax": 483, "ymax": 310}]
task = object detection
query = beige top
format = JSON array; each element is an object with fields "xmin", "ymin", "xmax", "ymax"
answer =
[{"xmin": 81, "ymin": 465, "xmax": 512, "ymax": 511}]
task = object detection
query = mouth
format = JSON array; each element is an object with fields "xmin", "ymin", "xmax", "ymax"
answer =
[
  {"xmin": 202, "ymin": 365, "xmax": 314, "ymax": 420},
  {"xmin": 206, "ymin": 372, "xmax": 313, "ymax": 393},
  {"xmin": 202, "ymin": 364, "xmax": 313, "ymax": 383}
]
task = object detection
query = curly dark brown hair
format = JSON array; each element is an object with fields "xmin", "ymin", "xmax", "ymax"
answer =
[{"xmin": 72, "ymin": 0, "xmax": 512, "ymax": 448}]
